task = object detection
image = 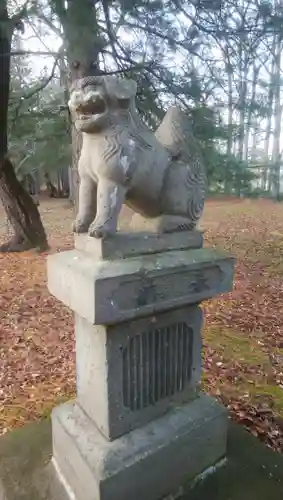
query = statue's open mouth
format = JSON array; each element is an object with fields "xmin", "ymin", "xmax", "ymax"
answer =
[{"xmin": 76, "ymin": 96, "xmax": 106, "ymax": 119}]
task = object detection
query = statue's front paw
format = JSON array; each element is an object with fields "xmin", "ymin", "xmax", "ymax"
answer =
[
  {"xmin": 88, "ymin": 220, "xmax": 116, "ymax": 239},
  {"xmin": 72, "ymin": 218, "xmax": 91, "ymax": 233}
]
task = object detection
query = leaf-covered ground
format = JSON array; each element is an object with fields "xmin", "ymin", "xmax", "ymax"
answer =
[{"xmin": 1, "ymin": 198, "xmax": 283, "ymax": 452}]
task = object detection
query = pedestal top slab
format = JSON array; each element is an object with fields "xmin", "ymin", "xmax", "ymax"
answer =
[
  {"xmin": 47, "ymin": 242, "xmax": 235, "ymax": 325},
  {"xmin": 74, "ymin": 230, "xmax": 203, "ymax": 260}
]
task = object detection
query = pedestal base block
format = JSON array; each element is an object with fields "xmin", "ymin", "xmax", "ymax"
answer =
[{"xmin": 52, "ymin": 394, "xmax": 227, "ymax": 500}]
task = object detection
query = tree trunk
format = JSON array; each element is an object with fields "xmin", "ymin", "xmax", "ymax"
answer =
[
  {"xmin": 71, "ymin": 127, "xmax": 82, "ymax": 206},
  {"xmin": 264, "ymin": 35, "xmax": 276, "ymax": 193},
  {"xmin": 44, "ymin": 172, "xmax": 58, "ymax": 198},
  {"xmin": 226, "ymin": 62, "xmax": 233, "ymax": 157},
  {"xmin": 34, "ymin": 169, "xmax": 41, "ymax": 195},
  {"xmin": 58, "ymin": 53, "xmax": 73, "ymax": 201},
  {"xmin": 271, "ymin": 33, "xmax": 282, "ymax": 200},
  {"xmin": 244, "ymin": 63, "xmax": 259, "ymax": 161},
  {"xmin": 53, "ymin": 0, "xmax": 103, "ymax": 208},
  {"xmin": 0, "ymin": 5, "xmax": 10, "ymax": 160},
  {"xmin": 68, "ymin": 165, "xmax": 75, "ymax": 203},
  {"xmin": 224, "ymin": 50, "xmax": 233, "ymax": 195},
  {"xmin": 0, "ymin": 158, "xmax": 48, "ymax": 252},
  {"xmin": 237, "ymin": 53, "xmax": 248, "ymax": 161},
  {"xmin": 60, "ymin": 165, "xmax": 70, "ymax": 197},
  {"xmin": 0, "ymin": 5, "xmax": 48, "ymax": 252}
]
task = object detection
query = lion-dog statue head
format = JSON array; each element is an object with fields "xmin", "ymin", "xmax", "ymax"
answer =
[{"xmin": 68, "ymin": 75, "xmax": 138, "ymax": 133}]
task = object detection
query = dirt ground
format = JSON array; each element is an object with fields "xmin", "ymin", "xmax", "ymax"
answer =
[{"xmin": 1, "ymin": 198, "xmax": 283, "ymax": 451}]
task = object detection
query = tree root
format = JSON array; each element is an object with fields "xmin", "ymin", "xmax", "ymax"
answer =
[{"xmin": 0, "ymin": 235, "xmax": 49, "ymax": 253}]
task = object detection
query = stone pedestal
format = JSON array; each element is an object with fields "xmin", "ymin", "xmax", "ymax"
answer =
[{"xmin": 47, "ymin": 231, "xmax": 234, "ymax": 500}]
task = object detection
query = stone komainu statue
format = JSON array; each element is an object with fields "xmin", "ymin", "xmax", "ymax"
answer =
[{"xmin": 68, "ymin": 75, "xmax": 206, "ymax": 238}]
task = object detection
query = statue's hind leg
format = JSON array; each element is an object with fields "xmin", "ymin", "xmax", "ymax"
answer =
[
  {"xmin": 156, "ymin": 215, "xmax": 196, "ymax": 233},
  {"xmin": 157, "ymin": 164, "xmax": 201, "ymax": 233},
  {"xmin": 160, "ymin": 191, "xmax": 205, "ymax": 233},
  {"xmin": 156, "ymin": 159, "xmax": 205, "ymax": 233}
]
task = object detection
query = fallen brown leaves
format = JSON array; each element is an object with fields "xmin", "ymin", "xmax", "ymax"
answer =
[
  {"xmin": 1, "ymin": 198, "xmax": 283, "ymax": 453},
  {"xmin": 0, "ymin": 201, "xmax": 75, "ymax": 433},
  {"xmin": 202, "ymin": 198, "xmax": 283, "ymax": 452}
]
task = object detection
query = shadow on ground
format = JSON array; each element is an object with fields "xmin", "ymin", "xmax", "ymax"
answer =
[
  {"xmin": 185, "ymin": 422, "xmax": 283, "ymax": 500},
  {"xmin": 0, "ymin": 417, "xmax": 282, "ymax": 500}
]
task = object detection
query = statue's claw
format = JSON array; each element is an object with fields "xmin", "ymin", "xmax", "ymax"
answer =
[
  {"xmin": 72, "ymin": 218, "xmax": 91, "ymax": 234},
  {"xmin": 88, "ymin": 220, "xmax": 116, "ymax": 239}
]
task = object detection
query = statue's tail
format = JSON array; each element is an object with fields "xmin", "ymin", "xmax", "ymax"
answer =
[
  {"xmin": 155, "ymin": 106, "xmax": 206, "ymax": 227},
  {"xmin": 155, "ymin": 106, "xmax": 203, "ymax": 164}
]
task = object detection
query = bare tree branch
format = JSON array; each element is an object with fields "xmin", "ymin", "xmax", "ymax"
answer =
[
  {"xmin": 10, "ymin": 0, "xmax": 29, "ymax": 25},
  {"xmin": 100, "ymin": 61, "xmax": 154, "ymax": 76},
  {"xmin": 37, "ymin": 12, "xmax": 63, "ymax": 38},
  {"xmin": 23, "ymin": 55, "xmax": 60, "ymax": 99},
  {"xmin": 100, "ymin": 0, "xmax": 123, "ymax": 71},
  {"xmin": 10, "ymin": 53, "xmax": 61, "ymax": 132},
  {"xmin": 1, "ymin": 50, "xmax": 60, "ymax": 57}
]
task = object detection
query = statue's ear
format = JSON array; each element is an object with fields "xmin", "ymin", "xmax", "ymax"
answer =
[{"xmin": 103, "ymin": 76, "xmax": 137, "ymax": 100}]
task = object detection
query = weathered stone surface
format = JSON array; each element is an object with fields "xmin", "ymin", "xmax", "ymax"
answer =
[
  {"xmin": 76, "ymin": 306, "xmax": 202, "ymax": 440},
  {"xmin": 74, "ymin": 230, "xmax": 203, "ymax": 260},
  {"xmin": 69, "ymin": 75, "xmax": 206, "ymax": 239},
  {"xmin": 47, "ymin": 216, "xmax": 234, "ymax": 498},
  {"xmin": 47, "ymin": 247, "xmax": 234, "ymax": 325},
  {"xmin": 125, "ymin": 213, "xmax": 204, "ymax": 235},
  {"xmin": 51, "ymin": 394, "xmax": 227, "ymax": 500}
]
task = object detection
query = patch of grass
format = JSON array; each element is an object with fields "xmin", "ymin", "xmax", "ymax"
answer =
[
  {"xmin": 255, "ymin": 236, "xmax": 283, "ymax": 274},
  {"xmin": 201, "ymin": 200, "xmax": 283, "ymax": 276},
  {"xmin": 40, "ymin": 394, "xmax": 71, "ymax": 419},
  {"xmin": 0, "ymin": 392, "xmax": 74, "ymax": 434},
  {"xmin": 204, "ymin": 326, "xmax": 269, "ymax": 366},
  {"xmin": 202, "ymin": 326, "xmax": 283, "ymax": 418},
  {"xmin": 249, "ymin": 384, "xmax": 283, "ymax": 416}
]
